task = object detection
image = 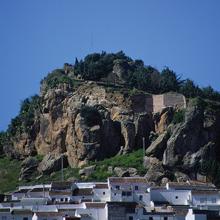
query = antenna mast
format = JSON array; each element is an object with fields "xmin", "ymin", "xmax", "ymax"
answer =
[
  {"xmin": 61, "ymin": 155, "xmax": 64, "ymax": 182},
  {"xmin": 142, "ymin": 137, "xmax": 145, "ymax": 161}
]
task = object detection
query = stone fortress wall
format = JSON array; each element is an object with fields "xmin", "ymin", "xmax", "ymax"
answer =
[
  {"xmin": 153, "ymin": 92, "xmax": 186, "ymax": 113},
  {"xmin": 133, "ymin": 92, "xmax": 186, "ymax": 114}
]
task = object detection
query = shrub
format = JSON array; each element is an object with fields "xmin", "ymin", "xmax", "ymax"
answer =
[
  {"xmin": 41, "ymin": 69, "xmax": 73, "ymax": 90},
  {"xmin": 172, "ymin": 109, "xmax": 185, "ymax": 124}
]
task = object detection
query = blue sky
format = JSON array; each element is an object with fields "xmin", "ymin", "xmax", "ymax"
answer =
[{"xmin": 0, "ymin": 0, "xmax": 220, "ymax": 131}]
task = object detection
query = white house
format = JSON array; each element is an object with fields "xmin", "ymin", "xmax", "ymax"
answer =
[
  {"xmin": 185, "ymin": 209, "xmax": 207, "ymax": 220},
  {"xmin": 75, "ymin": 202, "xmax": 107, "ymax": 220},
  {"xmin": 150, "ymin": 187, "xmax": 191, "ymax": 206},
  {"xmin": 190, "ymin": 190, "xmax": 220, "ymax": 209},
  {"xmin": 108, "ymin": 177, "xmax": 152, "ymax": 205}
]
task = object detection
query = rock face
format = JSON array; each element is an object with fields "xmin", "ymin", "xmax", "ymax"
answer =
[
  {"xmin": 5, "ymin": 82, "xmax": 156, "ymax": 168},
  {"xmin": 19, "ymin": 157, "xmax": 39, "ymax": 181},
  {"xmin": 38, "ymin": 153, "xmax": 68, "ymax": 175},
  {"xmin": 3, "ymin": 78, "xmax": 220, "ymax": 184},
  {"xmin": 79, "ymin": 165, "xmax": 96, "ymax": 177}
]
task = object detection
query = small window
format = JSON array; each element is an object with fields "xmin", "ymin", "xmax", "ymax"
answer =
[
  {"xmin": 60, "ymin": 198, "xmax": 63, "ymax": 202},
  {"xmin": 139, "ymin": 195, "xmax": 143, "ymax": 201},
  {"xmin": 114, "ymin": 193, "xmax": 116, "ymax": 196},
  {"xmin": 200, "ymin": 198, "xmax": 207, "ymax": 203},
  {"xmin": 127, "ymin": 191, "xmax": 132, "ymax": 196},
  {"xmin": 23, "ymin": 217, "xmax": 28, "ymax": 220},
  {"xmin": 164, "ymin": 217, "xmax": 168, "ymax": 220},
  {"xmin": 175, "ymin": 196, "xmax": 178, "ymax": 199},
  {"xmin": 135, "ymin": 185, "xmax": 138, "ymax": 190},
  {"xmin": 128, "ymin": 216, "xmax": 133, "ymax": 220},
  {"xmin": 116, "ymin": 185, "xmax": 120, "ymax": 190},
  {"xmin": 65, "ymin": 198, "xmax": 68, "ymax": 202},
  {"xmin": 212, "ymin": 198, "xmax": 216, "ymax": 203},
  {"xmin": 103, "ymin": 191, "xmax": 105, "ymax": 195}
]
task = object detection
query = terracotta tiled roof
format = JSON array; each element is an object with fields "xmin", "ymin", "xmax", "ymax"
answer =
[
  {"xmin": 13, "ymin": 189, "xmax": 30, "ymax": 194},
  {"xmin": 49, "ymin": 190, "xmax": 72, "ymax": 195},
  {"xmin": 51, "ymin": 181, "xmax": 72, "ymax": 190},
  {"xmin": 72, "ymin": 188, "xmax": 93, "ymax": 196},
  {"xmin": 191, "ymin": 190, "xmax": 219, "ymax": 195},
  {"xmin": 94, "ymin": 183, "xmax": 108, "ymax": 189},
  {"xmin": 109, "ymin": 177, "xmax": 150, "ymax": 184},
  {"xmin": 85, "ymin": 202, "xmax": 106, "ymax": 209},
  {"xmin": 30, "ymin": 188, "xmax": 50, "ymax": 192},
  {"xmin": 167, "ymin": 181, "xmax": 216, "ymax": 189}
]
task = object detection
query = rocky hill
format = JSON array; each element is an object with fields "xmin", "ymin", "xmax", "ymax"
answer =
[{"xmin": 1, "ymin": 51, "xmax": 220, "ymax": 189}]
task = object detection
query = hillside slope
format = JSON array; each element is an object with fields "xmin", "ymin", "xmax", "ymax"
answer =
[{"xmin": 1, "ymin": 51, "xmax": 220, "ymax": 190}]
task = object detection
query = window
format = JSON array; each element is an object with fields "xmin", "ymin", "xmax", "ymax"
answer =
[
  {"xmin": 143, "ymin": 208, "xmax": 147, "ymax": 215},
  {"xmin": 139, "ymin": 195, "xmax": 143, "ymax": 201},
  {"xmin": 200, "ymin": 198, "xmax": 207, "ymax": 203},
  {"xmin": 23, "ymin": 217, "xmax": 28, "ymax": 220},
  {"xmin": 135, "ymin": 185, "xmax": 138, "ymax": 190},
  {"xmin": 114, "ymin": 193, "xmax": 116, "ymax": 196},
  {"xmin": 164, "ymin": 217, "xmax": 168, "ymax": 220},
  {"xmin": 128, "ymin": 216, "xmax": 133, "ymax": 220},
  {"xmin": 122, "ymin": 191, "xmax": 132, "ymax": 196},
  {"xmin": 212, "ymin": 198, "xmax": 216, "ymax": 203},
  {"xmin": 65, "ymin": 198, "xmax": 68, "ymax": 202},
  {"xmin": 175, "ymin": 196, "xmax": 178, "ymax": 199},
  {"xmin": 116, "ymin": 185, "xmax": 120, "ymax": 190},
  {"xmin": 103, "ymin": 191, "xmax": 105, "ymax": 195}
]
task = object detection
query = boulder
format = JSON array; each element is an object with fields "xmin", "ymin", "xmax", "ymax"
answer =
[
  {"xmin": 146, "ymin": 132, "xmax": 169, "ymax": 160},
  {"xmin": 154, "ymin": 107, "xmax": 174, "ymax": 134},
  {"xmin": 19, "ymin": 157, "xmax": 39, "ymax": 181},
  {"xmin": 174, "ymin": 171, "xmax": 190, "ymax": 182},
  {"xmin": 144, "ymin": 156, "xmax": 166, "ymax": 183},
  {"xmin": 114, "ymin": 167, "xmax": 138, "ymax": 177},
  {"xmin": 120, "ymin": 121, "xmax": 136, "ymax": 154},
  {"xmin": 79, "ymin": 165, "xmax": 96, "ymax": 177},
  {"xmin": 163, "ymin": 101, "xmax": 205, "ymax": 167},
  {"xmin": 38, "ymin": 153, "xmax": 68, "ymax": 175}
]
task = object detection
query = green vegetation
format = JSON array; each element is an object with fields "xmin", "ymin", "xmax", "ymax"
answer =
[
  {"xmin": 7, "ymin": 95, "xmax": 42, "ymax": 136},
  {"xmin": 73, "ymin": 51, "xmax": 220, "ymax": 102},
  {"xmin": 0, "ymin": 149, "xmax": 145, "ymax": 192},
  {"xmin": 41, "ymin": 69, "xmax": 73, "ymax": 90},
  {"xmin": 172, "ymin": 109, "xmax": 186, "ymax": 124},
  {"xmin": 0, "ymin": 157, "xmax": 21, "ymax": 193},
  {"xmin": 74, "ymin": 51, "xmax": 131, "ymax": 80},
  {"xmin": 25, "ymin": 166, "xmax": 80, "ymax": 186},
  {"xmin": 88, "ymin": 149, "xmax": 146, "ymax": 181},
  {"xmin": 80, "ymin": 106, "xmax": 102, "ymax": 127}
]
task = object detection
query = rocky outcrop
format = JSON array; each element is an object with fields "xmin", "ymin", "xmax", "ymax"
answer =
[
  {"xmin": 4, "ymin": 82, "xmax": 158, "ymax": 169},
  {"xmin": 79, "ymin": 165, "xmax": 96, "ymax": 177},
  {"xmin": 19, "ymin": 157, "xmax": 39, "ymax": 181},
  {"xmin": 3, "ymin": 77, "xmax": 220, "ymax": 184},
  {"xmin": 146, "ymin": 132, "xmax": 169, "ymax": 160},
  {"xmin": 38, "ymin": 153, "xmax": 68, "ymax": 175},
  {"xmin": 114, "ymin": 167, "xmax": 138, "ymax": 177}
]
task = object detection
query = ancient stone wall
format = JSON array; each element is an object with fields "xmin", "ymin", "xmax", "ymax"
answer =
[
  {"xmin": 152, "ymin": 93, "xmax": 186, "ymax": 113},
  {"xmin": 152, "ymin": 95, "xmax": 164, "ymax": 113},
  {"xmin": 131, "ymin": 93, "xmax": 186, "ymax": 114},
  {"xmin": 163, "ymin": 93, "xmax": 186, "ymax": 110}
]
